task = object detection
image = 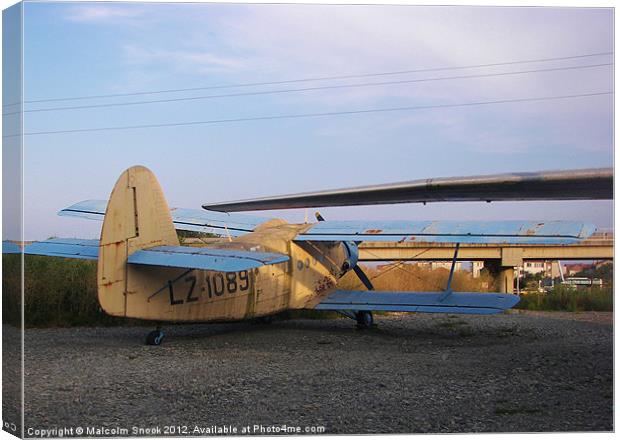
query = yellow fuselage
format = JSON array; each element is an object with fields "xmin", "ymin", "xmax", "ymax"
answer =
[
  {"xmin": 96, "ymin": 166, "xmax": 349, "ymax": 323},
  {"xmin": 126, "ymin": 222, "xmax": 348, "ymax": 322}
]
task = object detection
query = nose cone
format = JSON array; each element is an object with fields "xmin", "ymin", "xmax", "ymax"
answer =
[{"xmin": 342, "ymin": 241, "xmax": 359, "ymax": 270}]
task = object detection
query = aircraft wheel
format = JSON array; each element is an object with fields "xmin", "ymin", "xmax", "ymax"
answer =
[
  {"xmin": 355, "ymin": 311, "xmax": 374, "ymax": 329},
  {"xmin": 145, "ymin": 330, "xmax": 165, "ymax": 346}
]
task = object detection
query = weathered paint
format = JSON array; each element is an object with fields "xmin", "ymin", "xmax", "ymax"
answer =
[
  {"xmin": 120, "ymin": 224, "xmax": 349, "ymax": 322},
  {"xmin": 30, "ymin": 165, "xmax": 606, "ymax": 323},
  {"xmin": 315, "ymin": 290, "xmax": 520, "ymax": 314},
  {"xmin": 98, "ymin": 165, "xmax": 181, "ymax": 317},
  {"xmin": 58, "ymin": 201, "xmax": 598, "ymax": 245},
  {"xmin": 127, "ymin": 246, "xmax": 289, "ymax": 272},
  {"xmin": 2, "ymin": 241, "xmax": 22, "ymax": 254},
  {"xmin": 59, "ymin": 199, "xmax": 270, "ymax": 237},
  {"xmin": 295, "ymin": 220, "xmax": 596, "ymax": 244},
  {"xmin": 24, "ymin": 238, "xmax": 98, "ymax": 260},
  {"xmin": 88, "ymin": 166, "xmax": 351, "ymax": 322}
]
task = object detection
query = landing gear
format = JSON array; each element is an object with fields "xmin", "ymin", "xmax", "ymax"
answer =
[
  {"xmin": 145, "ymin": 328, "xmax": 165, "ymax": 346},
  {"xmin": 355, "ymin": 311, "xmax": 374, "ymax": 329},
  {"xmin": 254, "ymin": 315, "xmax": 274, "ymax": 325}
]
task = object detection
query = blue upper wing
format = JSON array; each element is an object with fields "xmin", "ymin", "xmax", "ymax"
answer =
[
  {"xmin": 59, "ymin": 199, "xmax": 271, "ymax": 237},
  {"xmin": 296, "ymin": 220, "xmax": 596, "ymax": 244}
]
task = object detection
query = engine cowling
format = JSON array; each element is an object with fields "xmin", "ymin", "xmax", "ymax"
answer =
[{"xmin": 340, "ymin": 241, "xmax": 359, "ymax": 273}]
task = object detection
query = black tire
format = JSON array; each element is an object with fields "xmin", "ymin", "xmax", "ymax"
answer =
[
  {"xmin": 145, "ymin": 330, "xmax": 165, "ymax": 346},
  {"xmin": 355, "ymin": 311, "xmax": 374, "ymax": 329},
  {"xmin": 255, "ymin": 316, "xmax": 274, "ymax": 325}
]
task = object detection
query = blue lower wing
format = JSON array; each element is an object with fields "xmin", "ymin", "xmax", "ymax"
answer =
[
  {"xmin": 3, "ymin": 241, "xmax": 21, "ymax": 254},
  {"xmin": 315, "ymin": 290, "xmax": 520, "ymax": 314},
  {"xmin": 24, "ymin": 238, "xmax": 99, "ymax": 260}
]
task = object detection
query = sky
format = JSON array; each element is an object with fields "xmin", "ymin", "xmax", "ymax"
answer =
[{"xmin": 3, "ymin": 2, "xmax": 614, "ymax": 240}]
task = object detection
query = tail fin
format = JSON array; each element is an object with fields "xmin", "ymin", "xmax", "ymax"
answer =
[{"xmin": 98, "ymin": 166, "xmax": 179, "ymax": 316}]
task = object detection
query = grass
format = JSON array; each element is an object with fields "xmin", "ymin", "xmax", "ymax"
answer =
[
  {"xmin": 4, "ymin": 255, "xmax": 612, "ymax": 327},
  {"xmin": 515, "ymin": 285, "xmax": 613, "ymax": 312},
  {"xmin": 436, "ymin": 318, "xmax": 468, "ymax": 329},
  {"xmin": 3, "ymin": 255, "xmax": 344, "ymax": 327},
  {"xmin": 3, "ymin": 254, "xmax": 128, "ymax": 327},
  {"xmin": 2, "ymin": 254, "xmax": 21, "ymax": 326},
  {"xmin": 337, "ymin": 263, "xmax": 496, "ymax": 292}
]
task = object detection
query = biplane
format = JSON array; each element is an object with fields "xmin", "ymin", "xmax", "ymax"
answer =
[{"xmin": 12, "ymin": 165, "xmax": 612, "ymax": 345}]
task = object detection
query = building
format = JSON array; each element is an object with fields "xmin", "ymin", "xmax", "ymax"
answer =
[{"xmin": 520, "ymin": 260, "xmax": 563, "ymax": 278}]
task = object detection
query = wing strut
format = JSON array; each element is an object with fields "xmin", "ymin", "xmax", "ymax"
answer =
[{"xmin": 438, "ymin": 243, "xmax": 460, "ymax": 302}]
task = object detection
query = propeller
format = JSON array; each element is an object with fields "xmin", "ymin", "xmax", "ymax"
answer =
[
  {"xmin": 315, "ymin": 211, "xmax": 374, "ymax": 291},
  {"xmin": 353, "ymin": 265, "xmax": 374, "ymax": 290}
]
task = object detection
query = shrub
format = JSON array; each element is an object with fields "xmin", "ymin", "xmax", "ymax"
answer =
[
  {"xmin": 338, "ymin": 263, "xmax": 493, "ymax": 293},
  {"xmin": 516, "ymin": 285, "xmax": 612, "ymax": 312},
  {"xmin": 3, "ymin": 255, "xmax": 127, "ymax": 327},
  {"xmin": 6, "ymin": 256, "xmax": 609, "ymax": 328}
]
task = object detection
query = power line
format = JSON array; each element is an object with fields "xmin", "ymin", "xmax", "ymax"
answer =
[
  {"xmin": 2, "ymin": 50, "xmax": 613, "ymax": 107},
  {"xmin": 5, "ymin": 62, "xmax": 611, "ymax": 116},
  {"xmin": 5, "ymin": 91, "xmax": 611, "ymax": 138}
]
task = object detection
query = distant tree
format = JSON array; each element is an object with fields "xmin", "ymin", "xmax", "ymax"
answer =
[
  {"xmin": 176, "ymin": 230, "xmax": 218, "ymax": 244},
  {"xmin": 575, "ymin": 262, "xmax": 613, "ymax": 284},
  {"xmin": 521, "ymin": 271, "xmax": 544, "ymax": 290}
]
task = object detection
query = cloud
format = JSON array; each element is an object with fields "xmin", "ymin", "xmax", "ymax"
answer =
[
  {"xmin": 62, "ymin": 4, "xmax": 613, "ymax": 156},
  {"xmin": 91, "ymin": 5, "xmax": 612, "ymax": 98},
  {"xmin": 215, "ymin": 5, "xmax": 613, "ymax": 102},
  {"xmin": 122, "ymin": 44, "xmax": 249, "ymax": 74},
  {"xmin": 64, "ymin": 4, "xmax": 146, "ymax": 24}
]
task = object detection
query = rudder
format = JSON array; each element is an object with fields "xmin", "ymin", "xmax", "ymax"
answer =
[{"xmin": 97, "ymin": 166, "xmax": 179, "ymax": 316}]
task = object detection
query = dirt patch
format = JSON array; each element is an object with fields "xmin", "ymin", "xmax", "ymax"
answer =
[
  {"xmin": 6, "ymin": 311, "xmax": 613, "ymax": 435},
  {"xmin": 512, "ymin": 310, "xmax": 613, "ymax": 326}
]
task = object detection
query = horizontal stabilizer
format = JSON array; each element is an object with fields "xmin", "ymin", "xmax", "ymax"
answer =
[
  {"xmin": 59, "ymin": 199, "xmax": 271, "ymax": 237},
  {"xmin": 296, "ymin": 220, "xmax": 595, "ymax": 244},
  {"xmin": 127, "ymin": 245, "xmax": 289, "ymax": 272},
  {"xmin": 315, "ymin": 290, "xmax": 520, "ymax": 314},
  {"xmin": 24, "ymin": 238, "xmax": 99, "ymax": 260},
  {"xmin": 23, "ymin": 238, "xmax": 289, "ymax": 272}
]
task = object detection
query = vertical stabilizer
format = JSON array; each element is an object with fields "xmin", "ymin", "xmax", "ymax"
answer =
[{"xmin": 97, "ymin": 166, "xmax": 179, "ymax": 316}]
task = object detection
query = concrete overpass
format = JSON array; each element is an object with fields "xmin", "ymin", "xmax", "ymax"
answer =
[{"xmin": 358, "ymin": 231, "xmax": 613, "ymax": 293}]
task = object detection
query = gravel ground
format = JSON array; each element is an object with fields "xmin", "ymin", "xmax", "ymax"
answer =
[{"xmin": 7, "ymin": 311, "xmax": 614, "ymax": 435}]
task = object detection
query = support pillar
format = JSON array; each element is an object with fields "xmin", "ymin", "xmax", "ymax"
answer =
[
  {"xmin": 483, "ymin": 261, "xmax": 516, "ymax": 293},
  {"xmin": 499, "ymin": 267, "xmax": 515, "ymax": 294}
]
